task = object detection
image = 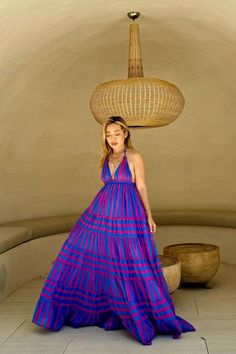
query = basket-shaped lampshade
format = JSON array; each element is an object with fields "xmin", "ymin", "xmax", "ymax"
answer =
[
  {"xmin": 90, "ymin": 77, "xmax": 184, "ymax": 127},
  {"xmin": 90, "ymin": 16, "xmax": 185, "ymax": 128}
]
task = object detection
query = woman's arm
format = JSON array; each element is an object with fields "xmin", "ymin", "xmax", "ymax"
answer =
[
  {"xmin": 133, "ymin": 151, "xmax": 157, "ymax": 233},
  {"xmin": 98, "ymin": 168, "xmax": 105, "ymax": 187}
]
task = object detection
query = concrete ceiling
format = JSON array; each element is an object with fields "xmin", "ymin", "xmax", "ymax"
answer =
[{"xmin": 1, "ymin": 0, "xmax": 236, "ymax": 222}]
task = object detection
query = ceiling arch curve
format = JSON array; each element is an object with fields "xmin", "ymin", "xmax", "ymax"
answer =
[{"xmin": 0, "ymin": 0, "xmax": 236, "ymax": 222}]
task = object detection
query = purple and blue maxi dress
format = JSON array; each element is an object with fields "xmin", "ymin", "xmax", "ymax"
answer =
[{"xmin": 32, "ymin": 148, "xmax": 196, "ymax": 345}]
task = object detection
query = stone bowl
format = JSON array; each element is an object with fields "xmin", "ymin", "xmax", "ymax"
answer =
[
  {"xmin": 163, "ymin": 243, "xmax": 220, "ymax": 288},
  {"xmin": 159, "ymin": 255, "xmax": 181, "ymax": 294}
]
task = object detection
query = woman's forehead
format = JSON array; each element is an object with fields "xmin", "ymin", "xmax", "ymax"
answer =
[{"xmin": 106, "ymin": 124, "xmax": 122, "ymax": 133}]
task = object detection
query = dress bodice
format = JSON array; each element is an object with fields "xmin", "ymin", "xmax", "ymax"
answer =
[{"xmin": 101, "ymin": 148, "xmax": 135, "ymax": 185}]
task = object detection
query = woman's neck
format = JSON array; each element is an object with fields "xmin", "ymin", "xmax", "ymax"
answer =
[{"xmin": 111, "ymin": 146, "xmax": 126, "ymax": 155}]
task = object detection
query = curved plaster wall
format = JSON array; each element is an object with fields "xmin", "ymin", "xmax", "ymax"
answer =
[{"xmin": 0, "ymin": 0, "xmax": 236, "ymax": 223}]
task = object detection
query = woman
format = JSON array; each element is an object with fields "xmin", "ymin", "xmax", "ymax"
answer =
[{"xmin": 32, "ymin": 116, "xmax": 196, "ymax": 345}]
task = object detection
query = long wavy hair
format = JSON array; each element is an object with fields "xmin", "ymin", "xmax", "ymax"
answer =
[{"xmin": 99, "ymin": 116, "xmax": 134, "ymax": 168}]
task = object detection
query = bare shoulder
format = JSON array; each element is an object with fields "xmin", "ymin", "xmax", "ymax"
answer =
[
  {"xmin": 126, "ymin": 148, "xmax": 144, "ymax": 162},
  {"xmin": 126, "ymin": 148, "xmax": 142, "ymax": 159}
]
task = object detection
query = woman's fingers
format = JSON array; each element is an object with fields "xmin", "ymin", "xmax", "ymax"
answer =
[{"xmin": 150, "ymin": 222, "xmax": 157, "ymax": 233}]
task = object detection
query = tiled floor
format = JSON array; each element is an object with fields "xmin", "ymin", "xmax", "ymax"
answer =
[{"xmin": 0, "ymin": 262, "xmax": 236, "ymax": 353}]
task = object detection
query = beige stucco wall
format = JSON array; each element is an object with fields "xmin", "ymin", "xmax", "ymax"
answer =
[{"xmin": 0, "ymin": 0, "xmax": 236, "ymax": 223}]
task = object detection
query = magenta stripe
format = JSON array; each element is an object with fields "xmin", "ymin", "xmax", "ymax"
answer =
[
  {"xmin": 42, "ymin": 305, "xmax": 49, "ymax": 327},
  {"xmin": 77, "ymin": 218, "xmax": 148, "ymax": 236},
  {"xmin": 52, "ymin": 308, "xmax": 59, "ymax": 330},
  {"xmin": 34, "ymin": 302, "xmax": 43, "ymax": 322},
  {"xmin": 51, "ymin": 258, "xmax": 158, "ymax": 281},
  {"xmin": 59, "ymin": 249, "xmax": 162, "ymax": 275},
  {"xmin": 122, "ymin": 311, "xmax": 174, "ymax": 321},
  {"xmin": 41, "ymin": 292, "xmax": 173, "ymax": 318},
  {"xmin": 43, "ymin": 284, "xmax": 168, "ymax": 307},
  {"xmin": 43, "ymin": 289, "xmax": 169, "ymax": 310},
  {"xmin": 54, "ymin": 299, "xmax": 172, "ymax": 322},
  {"xmin": 115, "ymin": 184, "xmax": 120, "ymax": 215},
  {"xmin": 85, "ymin": 208, "xmax": 146, "ymax": 220},
  {"xmin": 79, "ymin": 214, "xmax": 147, "ymax": 229},
  {"xmin": 48, "ymin": 305, "xmax": 53, "ymax": 326}
]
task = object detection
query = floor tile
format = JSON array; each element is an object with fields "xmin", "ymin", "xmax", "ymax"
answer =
[
  {"xmin": 64, "ymin": 332, "xmax": 206, "ymax": 354},
  {"xmin": 0, "ymin": 342, "xmax": 69, "ymax": 354},
  {"xmin": 3, "ymin": 288, "xmax": 41, "ymax": 303}
]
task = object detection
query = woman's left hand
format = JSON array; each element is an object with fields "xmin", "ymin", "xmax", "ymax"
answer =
[{"xmin": 147, "ymin": 216, "xmax": 157, "ymax": 233}]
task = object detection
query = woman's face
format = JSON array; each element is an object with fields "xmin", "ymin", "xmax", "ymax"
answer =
[{"xmin": 106, "ymin": 123, "xmax": 127, "ymax": 150}]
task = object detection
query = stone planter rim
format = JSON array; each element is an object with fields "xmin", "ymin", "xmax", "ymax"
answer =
[{"xmin": 163, "ymin": 242, "xmax": 220, "ymax": 254}]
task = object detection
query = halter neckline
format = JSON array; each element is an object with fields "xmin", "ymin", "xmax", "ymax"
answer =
[{"xmin": 107, "ymin": 147, "xmax": 126, "ymax": 180}]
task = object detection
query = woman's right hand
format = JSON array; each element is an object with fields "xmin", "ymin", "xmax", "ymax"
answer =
[{"xmin": 147, "ymin": 216, "xmax": 157, "ymax": 233}]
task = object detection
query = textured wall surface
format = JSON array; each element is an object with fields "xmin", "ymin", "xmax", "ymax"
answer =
[{"xmin": 0, "ymin": 0, "xmax": 236, "ymax": 222}]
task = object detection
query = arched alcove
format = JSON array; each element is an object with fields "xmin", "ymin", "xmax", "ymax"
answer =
[{"xmin": 0, "ymin": 0, "xmax": 235, "ymax": 223}]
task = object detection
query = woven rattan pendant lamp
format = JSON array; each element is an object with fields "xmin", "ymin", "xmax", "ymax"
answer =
[{"xmin": 90, "ymin": 11, "xmax": 185, "ymax": 128}]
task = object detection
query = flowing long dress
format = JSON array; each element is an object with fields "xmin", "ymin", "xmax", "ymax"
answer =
[{"xmin": 32, "ymin": 148, "xmax": 196, "ymax": 345}]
